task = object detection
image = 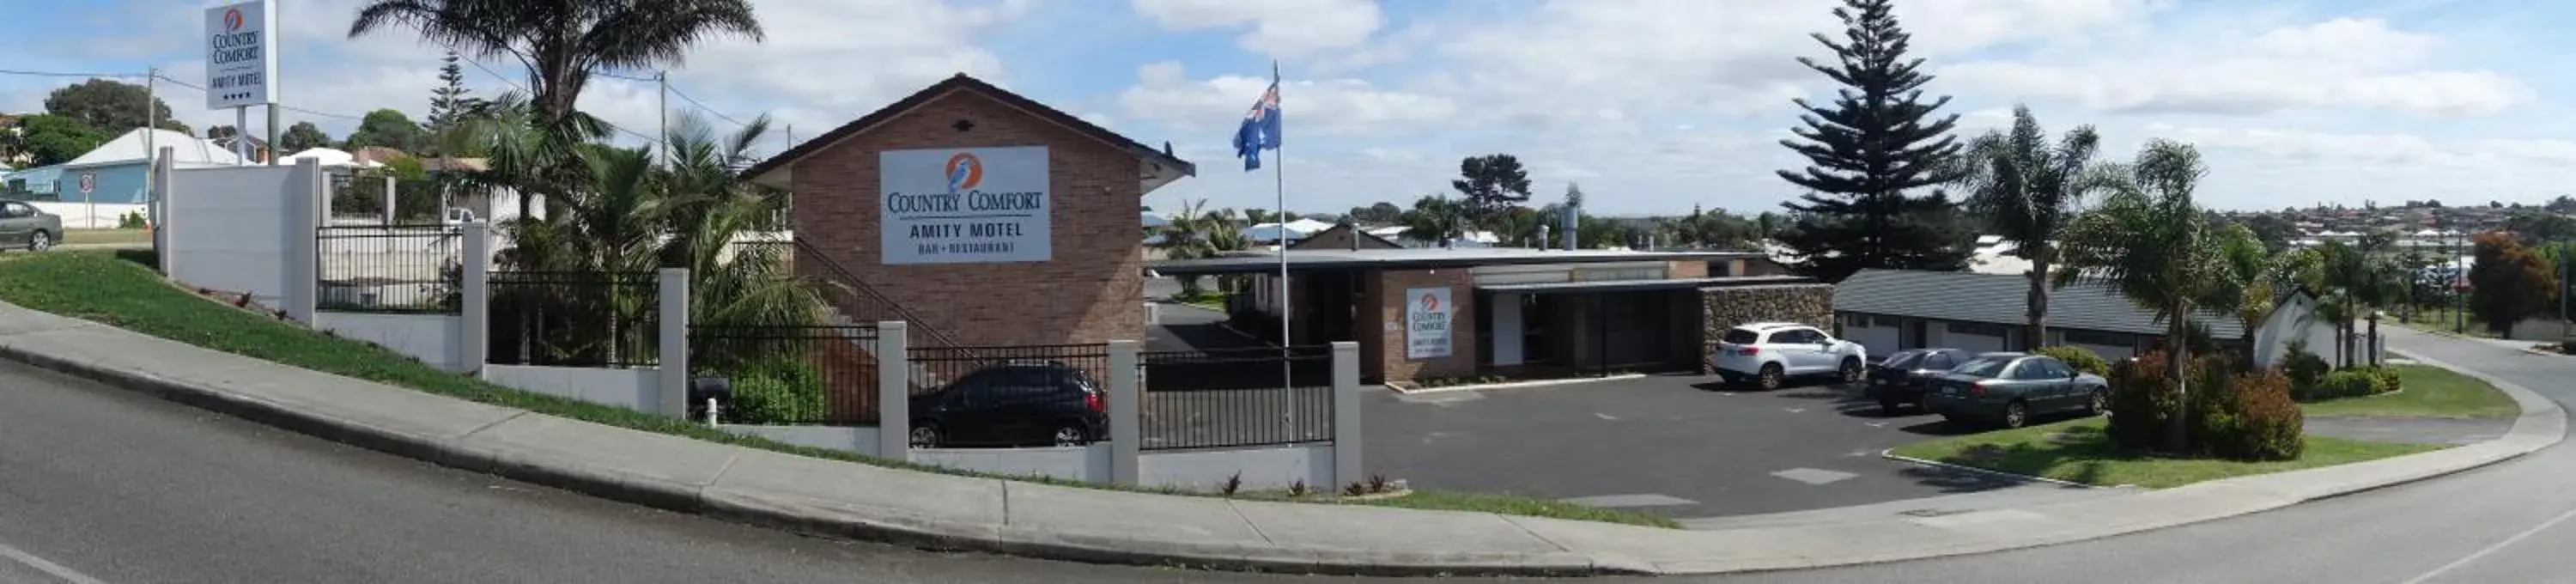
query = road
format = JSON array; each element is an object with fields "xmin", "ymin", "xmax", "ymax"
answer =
[{"xmin": 5, "ymin": 327, "xmax": 2572, "ymax": 583}]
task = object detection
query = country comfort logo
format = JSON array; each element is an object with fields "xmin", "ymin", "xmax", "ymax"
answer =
[
  {"xmin": 223, "ymin": 8, "xmax": 245, "ymax": 31},
  {"xmin": 945, "ymin": 152, "xmax": 983, "ymax": 192},
  {"xmin": 1419, "ymin": 293, "xmax": 1441, "ymax": 312}
]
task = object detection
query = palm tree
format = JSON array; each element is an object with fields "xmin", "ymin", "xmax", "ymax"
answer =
[
  {"xmin": 2306, "ymin": 240, "xmax": 2405, "ymax": 368},
  {"xmin": 349, "ymin": 0, "xmax": 762, "ymax": 130},
  {"xmin": 2056, "ymin": 139, "xmax": 2230, "ymax": 452},
  {"xmin": 1957, "ymin": 106, "xmax": 2105, "ymax": 350},
  {"xmin": 349, "ymin": 0, "xmax": 763, "ymax": 220}
]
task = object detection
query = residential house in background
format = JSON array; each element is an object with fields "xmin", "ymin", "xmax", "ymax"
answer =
[{"xmin": 6, "ymin": 128, "xmax": 242, "ymax": 228}]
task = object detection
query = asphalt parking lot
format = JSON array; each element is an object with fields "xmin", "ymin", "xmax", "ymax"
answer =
[{"xmin": 1360, "ymin": 373, "xmax": 2101, "ymax": 524}]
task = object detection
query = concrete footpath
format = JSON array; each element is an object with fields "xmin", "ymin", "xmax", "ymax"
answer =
[{"xmin": 0, "ymin": 304, "xmax": 2561, "ymax": 576}]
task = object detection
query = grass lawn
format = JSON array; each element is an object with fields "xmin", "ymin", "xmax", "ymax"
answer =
[
  {"xmin": 1887, "ymin": 419, "xmax": 2446, "ymax": 489},
  {"xmin": 0, "ymin": 252, "xmax": 1676, "ymax": 528},
  {"xmin": 2300, "ymin": 365, "xmax": 2519, "ymax": 419},
  {"xmin": 63, "ymin": 228, "xmax": 152, "ymax": 246}
]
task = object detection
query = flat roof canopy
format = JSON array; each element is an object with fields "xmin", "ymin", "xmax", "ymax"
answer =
[
  {"xmin": 1475, "ymin": 275, "xmax": 1813, "ymax": 295},
  {"xmin": 1147, "ymin": 247, "xmax": 1763, "ymax": 276}
]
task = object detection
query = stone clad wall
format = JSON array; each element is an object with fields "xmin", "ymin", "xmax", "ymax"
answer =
[{"xmin": 1698, "ymin": 283, "xmax": 1835, "ymax": 373}]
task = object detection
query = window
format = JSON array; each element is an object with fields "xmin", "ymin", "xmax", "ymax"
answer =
[
  {"xmin": 1771, "ymin": 328, "xmax": 1823, "ymax": 344},
  {"xmin": 1947, "ymin": 322, "xmax": 2009, "ymax": 337},
  {"xmin": 1873, "ymin": 315, "xmax": 1901, "ymax": 327},
  {"xmin": 2013, "ymin": 359, "xmax": 2066, "ymax": 380},
  {"xmin": 1953, "ymin": 356, "xmax": 2012, "ymax": 378},
  {"xmin": 1883, "ymin": 350, "xmax": 1926, "ymax": 368},
  {"xmin": 3, "ymin": 203, "xmax": 33, "ymax": 218},
  {"xmin": 1722, "ymin": 328, "xmax": 1760, "ymax": 344},
  {"xmin": 1923, "ymin": 352, "xmax": 1956, "ymax": 370},
  {"xmin": 2063, "ymin": 331, "xmax": 2131, "ymax": 347}
]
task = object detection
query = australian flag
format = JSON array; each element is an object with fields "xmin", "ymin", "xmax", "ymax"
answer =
[{"xmin": 1233, "ymin": 64, "xmax": 1282, "ymax": 172}]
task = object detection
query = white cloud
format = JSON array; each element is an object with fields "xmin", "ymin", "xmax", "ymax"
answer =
[
  {"xmin": 1115, "ymin": 62, "xmax": 1456, "ymax": 135},
  {"xmin": 1946, "ymin": 18, "xmax": 2533, "ymax": 117},
  {"xmin": 1129, "ymin": 0, "xmax": 1382, "ymax": 57}
]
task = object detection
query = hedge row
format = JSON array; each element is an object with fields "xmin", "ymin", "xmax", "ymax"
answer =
[{"xmin": 2105, "ymin": 351, "xmax": 2304, "ymax": 461}]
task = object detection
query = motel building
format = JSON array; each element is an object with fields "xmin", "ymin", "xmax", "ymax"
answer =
[{"xmin": 743, "ymin": 73, "xmax": 1832, "ymax": 387}]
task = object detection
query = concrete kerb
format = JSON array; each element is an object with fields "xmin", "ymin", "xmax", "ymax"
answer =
[{"xmin": 1389, "ymin": 373, "xmax": 1649, "ymax": 395}]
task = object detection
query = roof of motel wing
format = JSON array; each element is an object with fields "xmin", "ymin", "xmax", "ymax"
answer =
[
  {"xmin": 1145, "ymin": 246, "xmax": 1768, "ymax": 275},
  {"xmin": 738, "ymin": 73, "xmax": 1196, "ymax": 187}
]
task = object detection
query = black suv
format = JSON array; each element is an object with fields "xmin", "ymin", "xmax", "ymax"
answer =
[
  {"xmin": 908, "ymin": 361, "xmax": 1109, "ymax": 448},
  {"xmin": 1865, "ymin": 348, "xmax": 1971, "ymax": 415}
]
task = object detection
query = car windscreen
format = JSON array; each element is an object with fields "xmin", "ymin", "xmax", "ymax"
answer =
[
  {"xmin": 1880, "ymin": 351, "xmax": 1925, "ymax": 368},
  {"xmin": 1951, "ymin": 356, "xmax": 2013, "ymax": 378},
  {"xmin": 1721, "ymin": 328, "xmax": 1759, "ymax": 344}
]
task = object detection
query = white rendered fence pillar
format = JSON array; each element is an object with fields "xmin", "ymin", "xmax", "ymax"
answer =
[
  {"xmin": 1331, "ymin": 341, "xmax": 1362, "ymax": 488},
  {"xmin": 459, "ymin": 222, "xmax": 490, "ymax": 373},
  {"xmin": 283, "ymin": 157, "xmax": 322, "ymax": 324},
  {"xmin": 877, "ymin": 320, "xmax": 910, "ymax": 459},
  {"xmin": 1108, "ymin": 339, "xmax": 1142, "ymax": 485},
  {"xmin": 657, "ymin": 268, "xmax": 690, "ymax": 417},
  {"xmin": 152, "ymin": 147, "xmax": 174, "ymax": 274}
]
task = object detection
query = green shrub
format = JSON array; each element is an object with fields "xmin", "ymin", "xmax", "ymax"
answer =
[
  {"xmin": 2034, "ymin": 345, "xmax": 2110, "ymax": 376},
  {"xmin": 2363, "ymin": 366, "xmax": 2403, "ymax": 395},
  {"xmin": 117, "ymin": 211, "xmax": 148, "ymax": 229},
  {"xmin": 2106, "ymin": 350, "xmax": 2184, "ymax": 451},
  {"xmin": 723, "ymin": 359, "xmax": 825, "ymax": 424},
  {"xmin": 2211, "ymin": 369, "xmax": 2304, "ymax": 460},
  {"xmin": 2301, "ymin": 369, "xmax": 2380, "ymax": 401},
  {"xmin": 2282, "ymin": 340, "xmax": 2331, "ymax": 395}
]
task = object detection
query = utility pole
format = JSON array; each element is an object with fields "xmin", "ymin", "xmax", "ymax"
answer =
[
  {"xmin": 144, "ymin": 68, "xmax": 156, "ymax": 232},
  {"xmin": 2456, "ymin": 228, "xmax": 2467, "ymax": 334},
  {"xmin": 656, "ymin": 71, "xmax": 669, "ymax": 167}
]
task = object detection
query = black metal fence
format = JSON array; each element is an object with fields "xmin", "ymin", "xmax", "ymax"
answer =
[
  {"xmin": 906, "ymin": 344, "xmax": 1114, "ymax": 396},
  {"xmin": 315, "ymin": 224, "xmax": 463, "ymax": 313},
  {"xmin": 1139, "ymin": 346, "xmax": 1335, "ymax": 451},
  {"xmin": 688, "ymin": 324, "xmax": 880, "ymax": 425},
  {"xmin": 488, "ymin": 271, "xmax": 659, "ymax": 367}
]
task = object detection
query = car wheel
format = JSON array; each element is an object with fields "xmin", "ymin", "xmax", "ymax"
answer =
[
  {"xmin": 2002, "ymin": 400, "xmax": 2029, "ymax": 429},
  {"xmin": 908, "ymin": 423, "xmax": 941, "ymax": 448},
  {"xmin": 1758, "ymin": 363, "xmax": 1784, "ymax": 391},
  {"xmin": 2087, "ymin": 389, "xmax": 2110, "ymax": 417},
  {"xmin": 1051, "ymin": 423, "xmax": 1089, "ymax": 447},
  {"xmin": 1839, "ymin": 358, "xmax": 1863, "ymax": 385},
  {"xmin": 27, "ymin": 230, "xmax": 50, "ymax": 252}
]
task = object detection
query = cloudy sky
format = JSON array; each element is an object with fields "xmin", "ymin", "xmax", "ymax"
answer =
[{"xmin": 7, "ymin": 0, "xmax": 2569, "ymax": 216}]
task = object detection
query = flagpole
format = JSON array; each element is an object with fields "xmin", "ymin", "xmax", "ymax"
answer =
[{"xmin": 1272, "ymin": 61, "xmax": 1293, "ymax": 427}]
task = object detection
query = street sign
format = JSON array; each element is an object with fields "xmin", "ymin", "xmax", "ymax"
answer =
[
  {"xmin": 203, "ymin": 0, "xmax": 276, "ymax": 110},
  {"xmin": 77, "ymin": 173, "xmax": 94, "ymax": 194}
]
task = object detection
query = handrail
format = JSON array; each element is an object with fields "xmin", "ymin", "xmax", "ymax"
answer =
[{"xmin": 788, "ymin": 237, "xmax": 979, "ymax": 361}]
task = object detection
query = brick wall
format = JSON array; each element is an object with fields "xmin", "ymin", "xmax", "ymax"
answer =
[
  {"xmin": 790, "ymin": 89, "xmax": 1145, "ymax": 347},
  {"xmin": 1363, "ymin": 268, "xmax": 1477, "ymax": 382},
  {"xmin": 1698, "ymin": 283, "xmax": 1835, "ymax": 373}
]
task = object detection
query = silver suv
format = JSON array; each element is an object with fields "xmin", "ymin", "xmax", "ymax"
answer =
[{"xmin": 1710, "ymin": 322, "xmax": 1868, "ymax": 390}]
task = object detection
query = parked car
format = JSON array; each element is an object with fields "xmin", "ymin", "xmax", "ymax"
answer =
[
  {"xmin": 1710, "ymin": 322, "xmax": 1869, "ymax": 391},
  {"xmin": 0, "ymin": 201, "xmax": 61, "ymax": 252},
  {"xmin": 908, "ymin": 361, "xmax": 1109, "ymax": 448},
  {"xmin": 1866, "ymin": 348, "xmax": 1974, "ymax": 415},
  {"xmin": 1922, "ymin": 352, "xmax": 2111, "ymax": 429}
]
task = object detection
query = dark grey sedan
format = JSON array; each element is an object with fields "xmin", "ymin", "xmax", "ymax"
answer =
[
  {"xmin": 0, "ymin": 201, "xmax": 61, "ymax": 252},
  {"xmin": 1922, "ymin": 352, "xmax": 2110, "ymax": 429}
]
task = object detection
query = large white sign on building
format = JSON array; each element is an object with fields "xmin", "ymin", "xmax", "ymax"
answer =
[
  {"xmin": 1406, "ymin": 287, "xmax": 1454, "ymax": 360},
  {"xmin": 879, "ymin": 146, "xmax": 1052, "ymax": 265},
  {"xmin": 204, "ymin": 0, "xmax": 277, "ymax": 110}
]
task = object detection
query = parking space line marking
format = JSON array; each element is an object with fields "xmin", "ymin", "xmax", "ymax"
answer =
[
  {"xmin": 1783, "ymin": 407, "xmax": 1806, "ymax": 413},
  {"xmin": 1771, "ymin": 467, "xmax": 1860, "ymax": 485},
  {"xmin": 0, "ymin": 541, "xmax": 106, "ymax": 584},
  {"xmin": 1594, "ymin": 412, "xmax": 1618, "ymax": 421},
  {"xmin": 1560, "ymin": 494, "xmax": 1699, "ymax": 508}
]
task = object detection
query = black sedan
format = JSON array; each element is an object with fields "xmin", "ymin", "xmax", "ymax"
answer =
[{"xmin": 1864, "ymin": 348, "xmax": 1972, "ymax": 416}]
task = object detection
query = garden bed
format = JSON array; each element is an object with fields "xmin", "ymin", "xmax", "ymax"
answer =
[{"xmin": 1887, "ymin": 419, "xmax": 2447, "ymax": 489}]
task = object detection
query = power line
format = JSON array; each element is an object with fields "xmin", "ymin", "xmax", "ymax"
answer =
[
  {"xmin": 665, "ymin": 84, "xmax": 750, "ymax": 128},
  {"xmin": 0, "ymin": 69, "xmax": 143, "ymax": 78}
]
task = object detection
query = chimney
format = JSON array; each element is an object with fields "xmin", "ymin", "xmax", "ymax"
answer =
[
  {"xmin": 1561, "ymin": 204, "xmax": 1579, "ymax": 250},
  {"xmin": 1538, "ymin": 224, "xmax": 1551, "ymax": 251}
]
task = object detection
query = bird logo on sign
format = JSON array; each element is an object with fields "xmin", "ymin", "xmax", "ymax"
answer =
[
  {"xmin": 1419, "ymin": 293, "xmax": 1440, "ymax": 312},
  {"xmin": 945, "ymin": 152, "xmax": 983, "ymax": 192},
  {"xmin": 224, "ymin": 8, "xmax": 245, "ymax": 32}
]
